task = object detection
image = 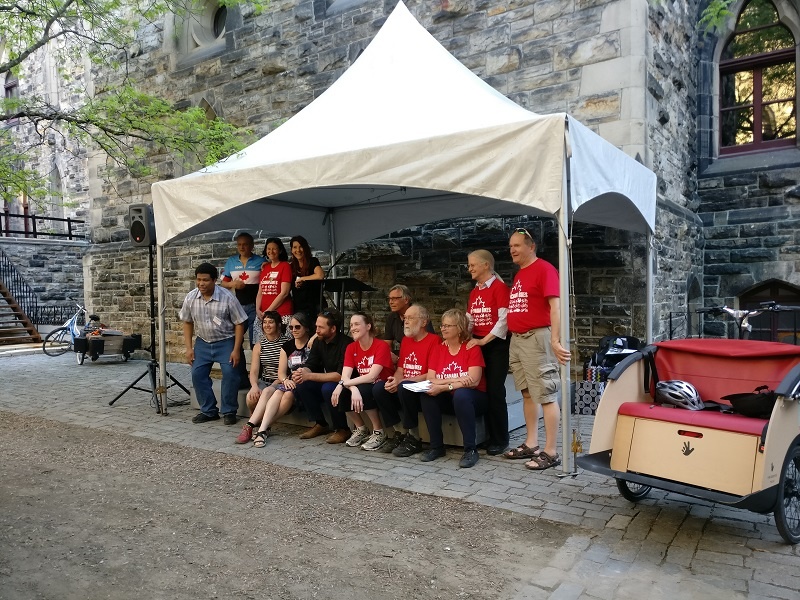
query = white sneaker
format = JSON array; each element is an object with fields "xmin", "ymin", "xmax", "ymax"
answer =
[
  {"xmin": 345, "ymin": 427, "xmax": 370, "ymax": 447},
  {"xmin": 361, "ymin": 430, "xmax": 388, "ymax": 451}
]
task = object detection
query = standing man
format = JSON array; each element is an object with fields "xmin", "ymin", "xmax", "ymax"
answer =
[
  {"xmin": 382, "ymin": 284, "xmax": 434, "ymax": 355},
  {"xmin": 180, "ymin": 262, "xmax": 248, "ymax": 425},
  {"xmin": 504, "ymin": 228, "xmax": 571, "ymax": 470},
  {"xmin": 220, "ymin": 232, "xmax": 266, "ymax": 380},
  {"xmin": 292, "ymin": 309, "xmax": 353, "ymax": 443}
]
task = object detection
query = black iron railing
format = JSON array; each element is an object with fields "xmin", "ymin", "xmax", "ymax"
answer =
[
  {"xmin": 0, "ymin": 248, "xmax": 38, "ymax": 321},
  {"xmin": 1, "ymin": 207, "xmax": 85, "ymax": 240},
  {"xmin": 669, "ymin": 310, "xmax": 800, "ymax": 344},
  {"xmin": 29, "ymin": 304, "xmax": 83, "ymax": 326}
]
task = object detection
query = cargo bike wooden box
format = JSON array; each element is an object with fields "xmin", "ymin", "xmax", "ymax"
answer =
[
  {"xmin": 577, "ymin": 338, "xmax": 800, "ymax": 544},
  {"xmin": 73, "ymin": 331, "xmax": 142, "ymax": 364}
]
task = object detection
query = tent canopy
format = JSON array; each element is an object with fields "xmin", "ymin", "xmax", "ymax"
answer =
[{"xmin": 151, "ymin": 2, "xmax": 656, "ymax": 251}]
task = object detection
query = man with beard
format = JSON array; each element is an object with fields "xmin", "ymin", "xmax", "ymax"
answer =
[{"xmin": 373, "ymin": 304, "xmax": 440, "ymax": 456}]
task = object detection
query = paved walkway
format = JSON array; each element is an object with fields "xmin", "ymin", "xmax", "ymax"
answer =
[{"xmin": 2, "ymin": 351, "xmax": 799, "ymax": 599}]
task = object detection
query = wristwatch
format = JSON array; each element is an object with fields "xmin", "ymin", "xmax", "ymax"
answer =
[
  {"xmin": 448, "ymin": 383, "xmax": 454, "ymax": 391},
  {"xmin": 338, "ymin": 380, "xmax": 345, "ymax": 386}
]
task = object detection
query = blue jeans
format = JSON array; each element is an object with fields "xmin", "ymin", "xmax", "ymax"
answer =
[
  {"xmin": 294, "ymin": 380, "xmax": 349, "ymax": 430},
  {"xmin": 421, "ymin": 388, "xmax": 488, "ymax": 451},
  {"xmin": 243, "ymin": 304, "xmax": 257, "ymax": 347},
  {"xmin": 373, "ymin": 380, "xmax": 422, "ymax": 430},
  {"xmin": 192, "ymin": 337, "xmax": 240, "ymax": 417}
]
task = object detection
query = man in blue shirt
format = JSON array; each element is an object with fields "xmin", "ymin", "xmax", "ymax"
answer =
[
  {"xmin": 220, "ymin": 232, "xmax": 265, "ymax": 348},
  {"xmin": 180, "ymin": 262, "xmax": 248, "ymax": 425}
]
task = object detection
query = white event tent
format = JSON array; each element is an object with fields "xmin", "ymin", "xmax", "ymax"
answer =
[{"xmin": 150, "ymin": 1, "xmax": 657, "ymax": 471}]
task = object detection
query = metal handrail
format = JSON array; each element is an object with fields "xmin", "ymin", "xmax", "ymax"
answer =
[
  {"xmin": 0, "ymin": 247, "xmax": 39, "ymax": 322},
  {"xmin": 1, "ymin": 208, "xmax": 85, "ymax": 240}
]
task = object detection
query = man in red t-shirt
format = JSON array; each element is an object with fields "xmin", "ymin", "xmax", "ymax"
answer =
[
  {"xmin": 373, "ymin": 304, "xmax": 440, "ymax": 457},
  {"xmin": 505, "ymin": 228, "xmax": 570, "ymax": 471}
]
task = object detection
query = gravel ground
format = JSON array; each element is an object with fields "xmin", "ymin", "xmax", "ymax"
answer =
[{"xmin": 0, "ymin": 411, "xmax": 572, "ymax": 600}]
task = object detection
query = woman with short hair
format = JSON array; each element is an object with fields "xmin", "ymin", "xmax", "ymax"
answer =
[{"xmin": 421, "ymin": 308, "xmax": 488, "ymax": 468}]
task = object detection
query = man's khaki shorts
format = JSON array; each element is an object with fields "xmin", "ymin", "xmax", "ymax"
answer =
[{"xmin": 509, "ymin": 327, "xmax": 560, "ymax": 404}]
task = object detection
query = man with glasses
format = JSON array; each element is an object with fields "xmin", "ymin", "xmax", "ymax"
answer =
[
  {"xmin": 505, "ymin": 228, "xmax": 571, "ymax": 471},
  {"xmin": 373, "ymin": 304, "xmax": 440, "ymax": 456},
  {"xmin": 292, "ymin": 309, "xmax": 353, "ymax": 443},
  {"xmin": 382, "ymin": 284, "xmax": 434, "ymax": 356}
]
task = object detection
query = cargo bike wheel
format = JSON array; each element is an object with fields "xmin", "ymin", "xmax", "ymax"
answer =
[
  {"xmin": 616, "ymin": 478, "xmax": 652, "ymax": 502},
  {"xmin": 43, "ymin": 327, "xmax": 71, "ymax": 356},
  {"xmin": 775, "ymin": 439, "xmax": 800, "ymax": 544}
]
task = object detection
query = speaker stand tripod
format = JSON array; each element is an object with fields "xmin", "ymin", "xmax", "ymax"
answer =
[{"xmin": 109, "ymin": 244, "xmax": 188, "ymax": 411}]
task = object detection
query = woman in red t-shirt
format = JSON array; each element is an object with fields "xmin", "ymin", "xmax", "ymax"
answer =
[
  {"xmin": 255, "ymin": 238, "xmax": 294, "ymax": 338},
  {"xmin": 331, "ymin": 312, "xmax": 395, "ymax": 451},
  {"xmin": 466, "ymin": 249, "xmax": 511, "ymax": 456},
  {"xmin": 421, "ymin": 308, "xmax": 488, "ymax": 469}
]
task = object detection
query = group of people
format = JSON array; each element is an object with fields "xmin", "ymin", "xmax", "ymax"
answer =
[{"xmin": 178, "ymin": 228, "xmax": 570, "ymax": 471}]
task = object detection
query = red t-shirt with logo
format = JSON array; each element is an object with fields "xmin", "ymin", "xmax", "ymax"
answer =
[
  {"xmin": 344, "ymin": 337, "xmax": 394, "ymax": 381},
  {"xmin": 397, "ymin": 332, "xmax": 440, "ymax": 380},
  {"xmin": 428, "ymin": 342, "xmax": 486, "ymax": 392},
  {"xmin": 258, "ymin": 261, "xmax": 294, "ymax": 316},
  {"xmin": 507, "ymin": 259, "xmax": 559, "ymax": 334},
  {"xmin": 468, "ymin": 278, "xmax": 510, "ymax": 338}
]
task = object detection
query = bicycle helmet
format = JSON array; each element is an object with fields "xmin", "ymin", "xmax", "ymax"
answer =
[{"xmin": 655, "ymin": 380, "xmax": 704, "ymax": 410}]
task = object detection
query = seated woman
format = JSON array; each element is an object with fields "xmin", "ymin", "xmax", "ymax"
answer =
[
  {"xmin": 236, "ymin": 311, "xmax": 289, "ymax": 443},
  {"xmin": 421, "ymin": 308, "xmax": 488, "ymax": 468},
  {"xmin": 249, "ymin": 312, "xmax": 313, "ymax": 447},
  {"xmin": 331, "ymin": 312, "xmax": 395, "ymax": 451}
]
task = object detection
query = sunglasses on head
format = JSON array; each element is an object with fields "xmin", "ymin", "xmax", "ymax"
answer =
[{"xmin": 514, "ymin": 227, "xmax": 532, "ymax": 239}]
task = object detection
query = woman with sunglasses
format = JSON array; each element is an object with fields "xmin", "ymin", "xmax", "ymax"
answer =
[
  {"xmin": 238, "ymin": 311, "xmax": 290, "ymax": 442},
  {"xmin": 255, "ymin": 238, "xmax": 293, "ymax": 341},
  {"xmin": 241, "ymin": 312, "xmax": 313, "ymax": 447},
  {"xmin": 421, "ymin": 308, "xmax": 488, "ymax": 468},
  {"xmin": 465, "ymin": 249, "xmax": 511, "ymax": 456}
]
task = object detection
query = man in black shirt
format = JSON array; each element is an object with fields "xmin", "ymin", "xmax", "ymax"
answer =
[
  {"xmin": 382, "ymin": 284, "xmax": 434, "ymax": 357},
  {"xmin": 293, "ymin": 309, "xmax": 352, "ymax": 443}
]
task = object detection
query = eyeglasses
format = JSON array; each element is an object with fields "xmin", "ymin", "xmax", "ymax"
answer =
[
  {"xmin": 288, "ymin": 324, "xmax": 304, "ymax": 330},
  {"xmin": 440, "ymin": 324, "xmax": 456, "ymax": 329},
  {"xmin": 514, "ymin": 227, "xmax": 532, "ymax": 239}
]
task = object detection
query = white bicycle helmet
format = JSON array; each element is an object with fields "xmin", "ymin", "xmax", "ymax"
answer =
[{"xmin": 655, "ymin": 380, "xmax": 704, "ymax": 410}]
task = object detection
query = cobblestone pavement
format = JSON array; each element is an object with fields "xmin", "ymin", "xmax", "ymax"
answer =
[{"xmin": 3, "ymin": 352, "xmax": 800, "ymax": 599}]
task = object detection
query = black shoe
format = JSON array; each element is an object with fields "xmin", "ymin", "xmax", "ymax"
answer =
[
  {"xmin": 192, "ymin": 412, "xmax": 220, "ymax": 424},
  {"xmin": 420, "ymin": 447, "xmax": 446, "ymax": 462},
  {"xmin": 393, "ymin": 434, "xmax": 423, "ymax": 457},
  {"xmin": 223, "ymin": 414, "xmax": 238, "ymax": 425},
  {"xmin": 486, "ymin": 443, "xmax": 509, "ymax": 456},
  {"xmin": 379, "ymin": 432, "xmax": 405, "ymax": 453},
  {"xmin": 459, "ymin": 449, "xmax": 479, "ymax": 468}
]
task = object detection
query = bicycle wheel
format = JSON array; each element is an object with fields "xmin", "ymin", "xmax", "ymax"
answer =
[
  {"xmin": 774, "ymin": 440, "xmax": 800, "ymax": 544},
  {"xmin": 43, "ymin": 327, "xmax": 71, "ymax": 356},
  {"xmin": 616, "ymin": 478, "xmax": 652, "ymax": 502}
]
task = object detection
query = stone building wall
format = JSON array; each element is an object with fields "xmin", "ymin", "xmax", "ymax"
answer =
[{"xmin": 0, "ymin": 239, "xmax": 87, "ymax": 304}]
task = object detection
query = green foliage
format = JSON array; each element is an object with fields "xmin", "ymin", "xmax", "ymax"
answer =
[
  {"xmin": 699, "ymin": 0, "xmax": 737, "ymax": 33},
  {"xmin": 0, "ymin": 0, "xmax": 260, "ymax": 206}
]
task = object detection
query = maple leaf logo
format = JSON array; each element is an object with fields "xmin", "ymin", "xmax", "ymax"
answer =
[
  {"xmin": 357, "ymin": 356, "xmax": 373, "ymax": 372},
  {"xmin": 511, "ymin": 280, "xmax": 523, "ymax": 294},
  {"xmin": 441, "ymin": 361, "xmax": 463, "ymax": 377},
  {"xmin": 239, "ymin": 272, "xmax": 250, "ymax": 281},
  {"xmin": 405, "ymin": 352, "xmax": 418, "ymax": 365},
  {"xmin": 470, "ymin": 296, "xmax": 486, "ymax": 311}
]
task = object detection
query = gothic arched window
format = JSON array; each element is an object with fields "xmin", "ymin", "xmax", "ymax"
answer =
[{"xmin": 719, "ymin": 0, "xmax": 797, "ymax": 154}]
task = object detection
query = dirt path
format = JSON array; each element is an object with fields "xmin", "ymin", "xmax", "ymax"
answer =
[{"xmin": 0, "ymin": 411, "xmax": 572, "ymax": 599}]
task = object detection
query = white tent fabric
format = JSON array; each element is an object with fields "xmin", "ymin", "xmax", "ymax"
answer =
[
  {"xmin": 150, "ymin": 2, "xmax": 658, "ymax": 472},
  {"xmin": 151, "ymin": 2, "xmax": 655, "ymax": 250}
]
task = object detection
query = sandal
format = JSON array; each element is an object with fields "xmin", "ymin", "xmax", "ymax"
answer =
[
  {"xmin": 524, "ymin": 451, "xmax": 561, "ymax": 471},
  {"xmin": 253, "ymin": 431, "xmax": 269, "ymax": 448},
  {"xmin": 503, "ymin": 443, "xmax": 540, "ymax": 459}
]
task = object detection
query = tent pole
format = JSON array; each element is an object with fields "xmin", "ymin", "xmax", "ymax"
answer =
[
  {"xmin": 646, "ymin": 230, "xmax": 654, "ymax": 344},
  {"xmin": 157, "ymin": 243, "xmax": 168, "ymax": 415},
  {"xmin": 558, "ymin": 162, "xmax": 571, "ymax": 475}
]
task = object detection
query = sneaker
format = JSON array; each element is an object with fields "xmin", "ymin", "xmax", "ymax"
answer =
[
  {"xmin": 393, "ymin": 434, "xmax": 423, "ymax": 457},
  {"xmin": 459, "ymin": 449, "xmax": 479, "ymax": 468},
  {"xmin": 420, "ymin": 447, "xmax": 446, "ymax": 462},
  {"xmin": 361, "ymin": 430, "xmax": 388, "ymax": 451},
  {"xmin": 379, "ymin": 432, "xmax": 404, "ymax": 453},
  {"xmin": 345, "ymin": 427, "xmax": 371, "ymax": 447},
  {"xmin": 192, "ymin": 412, "xmax": 220, "ymax": 424},
  {"xmin": 236, "ymin": 423, "xmax": 253, "ymax": 444}
]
